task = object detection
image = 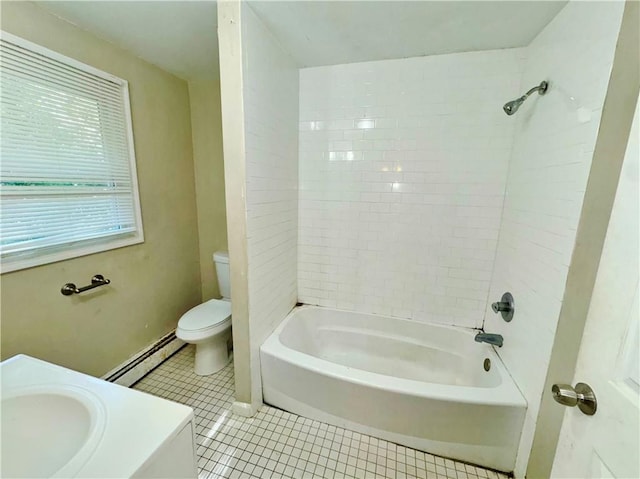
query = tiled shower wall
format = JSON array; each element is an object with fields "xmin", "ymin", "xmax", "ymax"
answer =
[
  {"xmin": 298, "ymin": 49, "xmax": 525, "ymax": 328},
  {"xmin": 242, "ymin": 4, "xmax": 299, "ymax": 400},
  {"xmin": 481, "ymin": 3, "xmax": 624, "ymax": 476}
]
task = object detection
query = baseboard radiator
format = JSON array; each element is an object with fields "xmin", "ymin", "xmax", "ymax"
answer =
[{"xmin": 102, "ymin": 330, "xmax": 185, "ymax": 387}]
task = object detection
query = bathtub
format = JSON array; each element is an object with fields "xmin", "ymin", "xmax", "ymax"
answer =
[{"xmin": 260, "ymin": 306, "xmax": 526, "ymax": 472}]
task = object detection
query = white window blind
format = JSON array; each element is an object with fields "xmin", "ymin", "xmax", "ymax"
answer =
[{"xmin": 0, "ymin": 32, "xmax": 143, "ymax": 272}]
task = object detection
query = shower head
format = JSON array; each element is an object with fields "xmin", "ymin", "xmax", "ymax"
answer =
[
  {"xmin": 503, "ymin": 97, "xmax": 526, "ymax": 116},
  {"xmin": 503, "ymin": 81, "xmax": 549, "ymax": 116}
]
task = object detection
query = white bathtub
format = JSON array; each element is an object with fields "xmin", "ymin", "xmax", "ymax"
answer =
[{"xmin": 260, "ymin": 306, "xmax": 526, "ymax": 472}]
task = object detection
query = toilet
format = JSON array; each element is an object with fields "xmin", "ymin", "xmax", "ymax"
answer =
[{"xmin": 176, "ymin": 251, "xmax": 232, "ymax": 375}]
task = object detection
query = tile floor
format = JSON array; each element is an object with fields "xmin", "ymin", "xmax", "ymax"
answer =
[{"xmin": 133, "ymin": 346, "xmax": 510, "ymax": 479}]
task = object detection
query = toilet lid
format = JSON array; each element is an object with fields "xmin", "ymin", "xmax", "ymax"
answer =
[{"xmin": 178, "ymin": 299, "xmax": 231, "ymax": 332}]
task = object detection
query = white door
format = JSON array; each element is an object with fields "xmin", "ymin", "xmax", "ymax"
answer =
[{"xmin": 550, "ymin": 101, "xmax": 639, "ymax": 479}]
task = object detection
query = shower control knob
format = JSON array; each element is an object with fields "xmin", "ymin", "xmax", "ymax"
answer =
[
  {"xmin": 552, "ymin": 383, "xmax": 597, "ymax": 416},
  {"xmin": 491, "ymin": 292, "xmax": 514, "ymax": 322},
  {"xmin": 491, "ymin": 302, "xmax": 511, "ymax": 313}
]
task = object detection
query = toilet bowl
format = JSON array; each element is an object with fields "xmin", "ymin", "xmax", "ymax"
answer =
[{"xmin": 176, "ymin": 251, "xmax": 232, "ymax": 375}]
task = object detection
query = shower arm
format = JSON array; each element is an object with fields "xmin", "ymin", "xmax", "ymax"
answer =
[{"xmin": 522, "ymin": 81, "xmax": 549, "ymax": 100}]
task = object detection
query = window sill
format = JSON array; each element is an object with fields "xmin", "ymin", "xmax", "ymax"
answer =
[{"xmin": 1, "ymin": 233, "xmax": 144, "ymax": 274}]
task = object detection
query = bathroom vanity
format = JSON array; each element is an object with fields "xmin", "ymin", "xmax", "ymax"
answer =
[{"xmin": 1, "ymin": 354, "xmax": 197, "ymax": 478}]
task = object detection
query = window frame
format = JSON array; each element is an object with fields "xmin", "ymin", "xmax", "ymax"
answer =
[{"xmin": 0, "ymin": 31, "xmax": 144, "ymax": 274}]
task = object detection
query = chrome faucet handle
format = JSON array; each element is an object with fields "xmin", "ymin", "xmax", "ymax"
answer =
[
  {"xmin": 491, "ymin": 292, "xmax": 514, "ymax": 322},
  {"xmin": 491, "ymin": 302, "xmax": 511, "ymax": 313}
]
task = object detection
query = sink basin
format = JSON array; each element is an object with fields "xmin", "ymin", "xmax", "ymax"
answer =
[
  {"xmin": 1, "ymin": 355, "xmax": 195, "ymax": 478},
  {"xmin": 1, "ymin": 385, "xmax": 106, "ymax": 478}
]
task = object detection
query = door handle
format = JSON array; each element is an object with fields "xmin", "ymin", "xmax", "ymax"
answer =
[{"xmin": 552, "ymin": 382, "xmax": 597, "ymax": 416}]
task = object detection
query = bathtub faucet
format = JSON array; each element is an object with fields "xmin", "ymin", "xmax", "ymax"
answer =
[{"xmin": 474, "ymin": 332, "xmax": 503, "ymax": 348}]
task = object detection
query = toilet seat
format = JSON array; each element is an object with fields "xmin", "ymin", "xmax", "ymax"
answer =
[{"xmin": 177, "ymin": 299, "xmax": 231, "ymax": 340}]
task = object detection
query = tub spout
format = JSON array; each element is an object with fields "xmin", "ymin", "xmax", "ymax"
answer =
[{"xmin": 474, "ymin": 332, "xmax": 503, "ymax": 348}]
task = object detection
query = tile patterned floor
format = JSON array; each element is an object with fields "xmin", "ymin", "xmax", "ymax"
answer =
[{"xmin": 133, "ymin": 346, "xmax": 510, "ymax": 479}]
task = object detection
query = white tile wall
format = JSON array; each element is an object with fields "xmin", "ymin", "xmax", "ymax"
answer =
[
  {"xmin": 298, "ymin": 49, "xmax": 526, "ymax": 328},
  {"xmin": 481, "ymin": 3, "xmax": 624, "ymax": 476},
  {"xmin": 242, "ymin": 4, "xmax": 299, "ymax": 402},
  {"xmin": 236, "ymin": 3, "xmax": 622, "ymax": 475}
]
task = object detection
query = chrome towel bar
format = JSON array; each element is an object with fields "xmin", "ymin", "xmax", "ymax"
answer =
[{"xmin": 61, "ymin": 274, "xmax": 111, "ymax": 296}]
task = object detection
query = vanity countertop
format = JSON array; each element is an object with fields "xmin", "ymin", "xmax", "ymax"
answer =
[{"xmin": 1, "ymin": 354, "xmax": 195, "ymax": 478}]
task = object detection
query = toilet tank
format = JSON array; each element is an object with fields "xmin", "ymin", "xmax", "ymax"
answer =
[{"xmin": 213, "ymin": 251, "xmax": 231, "ymax": 300}]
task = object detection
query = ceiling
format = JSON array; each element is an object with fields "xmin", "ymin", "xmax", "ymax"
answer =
[
  {"xmin": 35, "ymin": 1, "xmax": 568, "ymax": 81},
  {"xmin": 35, "ymin": 1, "xmax": 219, "ymax": 81},
  {"xmin": 250, "ymin": 1, "xmax": 568, "ymax": 68}
]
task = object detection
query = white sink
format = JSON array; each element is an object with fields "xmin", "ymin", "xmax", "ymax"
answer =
[
  {"xmin": 1, "ymin": 354, "xmax": 196, "ymax": 478},
  {"xmin": 1, "ymin": 385, "xmax": 106, "ymax": 478}
]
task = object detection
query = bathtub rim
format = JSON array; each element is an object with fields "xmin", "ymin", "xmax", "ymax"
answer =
[{"xmin": 261, "ymin": 305, "xmax": 527, "ymax": 408}]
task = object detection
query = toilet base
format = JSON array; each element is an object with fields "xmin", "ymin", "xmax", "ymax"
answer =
[{"xmin": 194, "ymin": 335, "xmax": 231, "ymax": 376}]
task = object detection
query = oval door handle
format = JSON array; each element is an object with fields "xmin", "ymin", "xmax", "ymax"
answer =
[{"xmin": 552, "ymin": 382, "xmax": 597, "ymax": 416}]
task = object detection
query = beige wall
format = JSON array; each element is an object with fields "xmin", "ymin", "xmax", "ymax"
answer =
[
  {"xmin": 217, "ymin": 0, "xmax": 253, "ymax": 407},
  {"xmin": 0, "ymin": 1, "xmax": 203, "ymax": 377},
  {"xmin": 217, "ymin": 0, "xmax": 299, "ymax": 414},
  {"xmin": 188, "ymin": 79, "xmax": 228, "ymax": 302}
]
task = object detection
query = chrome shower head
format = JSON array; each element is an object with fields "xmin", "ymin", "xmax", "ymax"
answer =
[
  {"xmin": 503, "ymin": 81, "xmax": 549, "ymax": 116},
  {"xmin": 503, "ymin": 97, "xmax": 526, "ymax": 115}
]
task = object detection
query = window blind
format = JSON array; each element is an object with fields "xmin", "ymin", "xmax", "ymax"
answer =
[{"xmin": 0, "ymin": 33, "xmax": 143, "ymax": 271}]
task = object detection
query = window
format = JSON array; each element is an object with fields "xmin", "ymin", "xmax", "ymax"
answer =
[{"xmin": 0, "ymin": 32, "xmax": 143, "ymax": 273}]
